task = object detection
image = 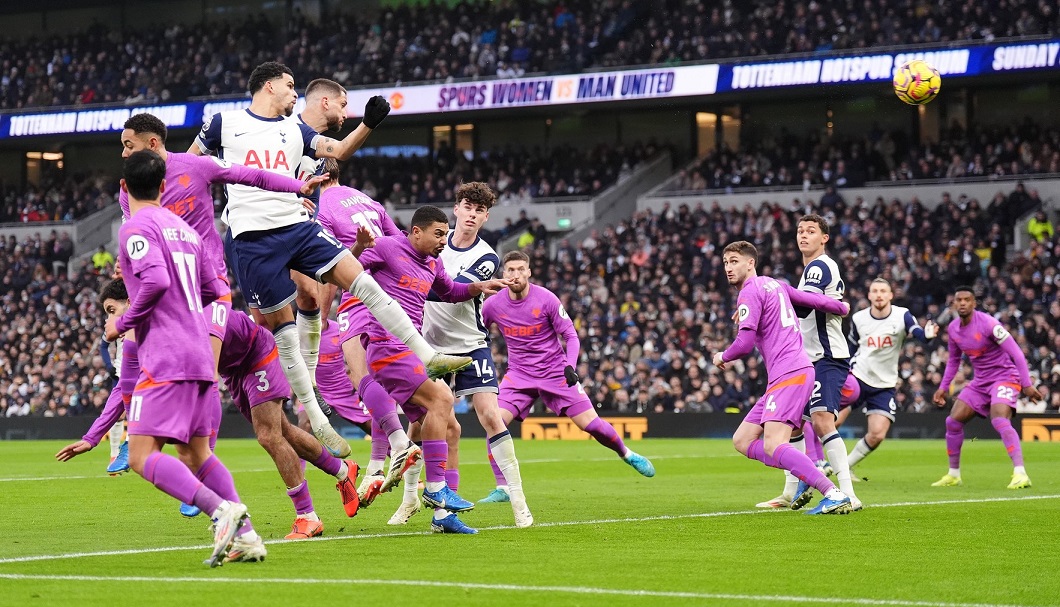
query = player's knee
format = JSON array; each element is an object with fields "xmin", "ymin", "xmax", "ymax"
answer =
[
  {"xmin": 446, "ymin": 419, "xmax": 462, "ymax": 444},
  {"xmin": 254, "ymin": 422, "xmax": 284, "ymax": 451}
]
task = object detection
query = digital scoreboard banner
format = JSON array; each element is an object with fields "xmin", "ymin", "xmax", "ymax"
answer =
[{"xmin": 1, "ymin": 40, "xmax": 1057, "ymax": 138}]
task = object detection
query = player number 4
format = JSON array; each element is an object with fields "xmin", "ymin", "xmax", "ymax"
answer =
[{"xmin": 777, "ymin": 292, "xmax": 797, "ymax": 329}]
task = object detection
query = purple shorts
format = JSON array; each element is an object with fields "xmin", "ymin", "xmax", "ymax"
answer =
[
  {"xmin": 743, "ymin": 368, "xmax": 815, "ymax": 429},
  {"xmin": 337, "ymin": 295, "xmax": 373, "ymax": 345},
  {"xmin": 225, "ymin": 344, "xmax": 291, "ymax": 422},
  {"xmin": 498, "ymin": 371, "xmax": 594, "ymax": 422},
  {"xmin": 366, "ymin": 338, "xmax": 428, "ymax": 412},
  {"xmin": 331, "ymin": 396, "xmax": 372, "ymax": 425},
  {"xmin": 127, "ymin": 378, "xmax": 220, "ymax": 444},
  {"xmin": 204, "ymin": 295, "xmax": 233, "ymax": 341},
  {"xmin": 957, "ymin": 380, "xmax": 1021, "ymax": 417}
]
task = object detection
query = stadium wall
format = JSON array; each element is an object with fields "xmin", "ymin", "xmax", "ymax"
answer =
[{"xmin": 5, "ymin": 413, "xmax": 1058, "ymax": 442}]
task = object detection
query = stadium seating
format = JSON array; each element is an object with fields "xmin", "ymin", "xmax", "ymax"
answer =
[{"xmin": 2, "ymin": 0, "xmax": 1059, "ymax": 109}]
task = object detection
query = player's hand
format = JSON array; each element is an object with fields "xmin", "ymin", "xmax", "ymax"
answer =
[
  {"xmin": 300, "ymin": 198, "xmax": 316, "ymax": 213},
  {"xmin": 362, "ymin": 95, "xmax": 391, "ymax": 129},
  {"xmin": 839, "ymin": 301, "xmax": 850, "ymax": 316},
  {"xmin": 563, "ymin": 365, "xmax": 580, "ymax": 387},
  {"xmin": 932, "ymin": 389, "xmax": 947, "ymax": 407},
  {"xmin": 104, "ymin": 315, "xmax": 124, "ymax": 342},
  {"xmin": 712, "ymin": 352, "xmax": 726, "ymax": 369},
  {"xmin": 475, "ymin": 278, "xmax": 510, "ymax": 296},
  {"xmin": 299, "ymin": 175, "xmax": 327, "ymax": 196},
  {"xmin": 924, "ymin": 320, "xmax": 939, "ymax": 339},
  {"xmin": 55, "ymin": 440, "xmax": 93, "ymax": 462},
  {"xmin": 112, "ymin": 259, "xmax": 123, "ymax": 280},
  {"xmin": 356, "ymin": 225, "xmax": 376, "ymax": 250},
  {"xmin": 730, "ymin": 309, "xmax": 738, "ymax": 324},
  {"xmin": 1023, "ymin": 385, "xmax": 1043, "ymax": 401}
]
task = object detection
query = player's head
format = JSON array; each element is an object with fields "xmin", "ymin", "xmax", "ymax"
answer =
[
  {"xmin": 502, "ymin": 250, "xmax": 531, "ymax": 295},
  {"xmin": 953, "ymin": 285, "xmax": 976, "ymax": 319},
  {"xmin": 304, "ymin": 79, "xmax": 348, "ymax": 131},
  {"xmin": 722, "ymin": 241, "xmax": 758, "ymax": 288},
  {"xmin": 320, "ymin": 158, "xmax": 341, "ymax": 189},
  {"xmin": 409, "ymin": 205, "xmax": 450, "ymax": 257},
  {"xmin": 120, "ymin": 113, "xmax": 167, "ymax": 158},
  {"xmin": 248, "ymin": 61, "xmax": 297, "ymax": 117},
  {"xmin": 453, "ymin": 182, "xmax": 495, "ymax": 236},
  {"xmin": 869, "ymin": 277, "xmax": 893, "ymax": 311},
  {"xmin": 796, "ymin": 214, "xmax": 830, "ymax": 258},
  {"xmin": 120, "ymin": 150, "xmax": 166, "ymax": 203},
  {"xmin": 98, "ymin": 279, "xmax": 129, "ymax": 319}
]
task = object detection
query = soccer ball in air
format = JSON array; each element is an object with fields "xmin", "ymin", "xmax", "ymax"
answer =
[{"xmin": 892, "ymin": 59, "xmax": 941, "ymax": 105}]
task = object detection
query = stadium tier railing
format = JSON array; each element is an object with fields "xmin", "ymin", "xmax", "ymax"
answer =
[{"xmin": 0, "ymin": 204, "xmax": 121, "ymax": 257}]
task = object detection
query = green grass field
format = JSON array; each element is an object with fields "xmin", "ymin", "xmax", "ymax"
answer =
[{"xmin": 1, "ymin": 437, "xmax": 1057, "ymax": 607}]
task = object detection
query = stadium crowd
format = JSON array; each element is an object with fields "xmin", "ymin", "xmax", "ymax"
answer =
[
  {"xmin": 664, "ymin": 120, "xmax": 1060, "ymax": 193},
  {"xmin": 491, "ymin": 184, "xmax": 1060, "ymax": 416},
  {"xmin": 2, "ymin": 0, "xmax": 1059, "ymax": 109},
  {"xmin": 0, "ymin": 173, "xmax": 117, "ymax": 223}
]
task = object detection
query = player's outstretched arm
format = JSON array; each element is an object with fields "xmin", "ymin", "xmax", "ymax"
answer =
[
  {"xmin": 55, "ymin": 440, "xmax": 93, "ymax": 462},
  {"xmin": 937, "ymin": 332, "xmax": 962, "ymax": 396},
  {"xmin": 314, "ymin": 96, "xmax": 390, "ymax": 161},
  {"xmin": 996, "ymin": 331, "xmax": 1034, "ymax": 389},
  {"xmin": 783, "ymin": 283, "xmax": 849, "ymax": 316},
  {"xmin": 196, "ymin": 154, "xmax": 326, "ymax": 195},
  {"xmin": 79, "ymin": 384, "xmax": 128, "ymax": 449}
]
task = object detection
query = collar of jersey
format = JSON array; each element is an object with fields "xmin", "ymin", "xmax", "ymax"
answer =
[
  {"xmin": 244, "ymin": 108, "xmax": 286, "ymax": 122},
  {"xmin": 447, "ymin": 231, "xmax": 480, "ymax": 252}
]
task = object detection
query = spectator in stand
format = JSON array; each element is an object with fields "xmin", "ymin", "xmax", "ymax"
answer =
[
  {"xmin": 90, "ymin": 245, "xmax": 114, "ymax": 273},
  {"xmin": 1028, "ymin": 210, "xmax": 1054, "ymax": 243}
]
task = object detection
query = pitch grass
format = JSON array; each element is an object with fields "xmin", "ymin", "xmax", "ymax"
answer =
[{"xmin": 0, "ymin": 437, "xmax": 1058, "ymax": 607}]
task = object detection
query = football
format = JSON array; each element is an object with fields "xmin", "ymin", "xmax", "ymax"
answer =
[{"xmin": 892, "ymin": 59, "xmax": 942, "ymax": 105}]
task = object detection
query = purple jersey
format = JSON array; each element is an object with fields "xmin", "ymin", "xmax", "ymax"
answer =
[
  {"xmin": 358, "ymin": 235, "xmax": 471, "ymax": 340},
  {"xmin": 117, "ymin": 205, "xmax": 223, "ymax": 384},
  {"xmin": 723, "ymin": 276, "xmax": 848, "ymax": 380},
  {"xmin": 481, "ymin": 284, "xmax": 579, "ymax": 379},
  {"xmin": 118, "ymin": 152, "xmax": 307, "ymax": 280},
  {"xmin": 940, "ymin": 310, "xmax": 1031, "ymax": 390},
  {"xmin": 217, "ymin": 309, "xmax": 268, "ymax": 374},
  {"xmin": 321, "ymin": 185, "xmax": 404, "ymax": 327}
]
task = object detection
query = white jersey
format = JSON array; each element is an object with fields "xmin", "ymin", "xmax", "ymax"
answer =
[
  {"xmin": 195, "ymin": 109, "xmax": 320, "ymax": 237},
  {"xmin": 849, "ymin": 305, "xmax": 923, "ymax": 388},
  {"xmin": 422, "ymin": 231, "xmax": 499, "ymax": 354},
  {"xmin": 797, "ymin": 253, "xmax": 850, "ymax": 361}
]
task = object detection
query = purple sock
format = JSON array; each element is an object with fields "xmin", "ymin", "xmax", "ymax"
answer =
[
  {"xmin": 583, "ymin": 417, "xmax": 627, "ymax": 457},
  {"xmin": 370, "ymin": 416, "xmax": 390, "ymax": 462},
  {"xmin": 286, "ymin": 480, "xmax": 315, "ymax": 515},
  {"xmin": 945, "ymin": 416, "xmax": 964, "ymax": 469},
  {"xmin": 990, "ymin": 417, "xmax": 1024, "ymax": 467},
  {"xmin": 143, "ymin": 451, "xmax": 222, "ymax": 514},
  {"xmin": 747, "ymin": 440, "xmax": 835, "ymax": 494},
  {"xmin": 311, "ymin": 446, "xmax": 342, "ymax": 476},
  {"xmin": 300, "ymin": 459, "xmax": 307, "ymax": 475},
  {"xmin": 487, "ymin": 440, "xmax": 505, "ymax": 485},
  {"xmin": 445, "ymin": 468, "xmax": 460, "ymax": 491},
  {"xmin": 422, "ymin": 439, "xmax": 448, "ymax": 484},
  {"xmin": 196, "ymin": 454, "xmax": 254, "ymax": 534},
  {"xmin": 208, "ymin": 385, "xmax": 220, "ymax": 452},
  {"xmin": 804, "ymin": 422, "xmax": 824, "ymax": 461},
  {"xmin": 773, "ymin": 443, "xmax": 836, "ymax": 495},
  {"xmin": 359, "ymin": 376, "xmax": 402, "ymax": 436}
]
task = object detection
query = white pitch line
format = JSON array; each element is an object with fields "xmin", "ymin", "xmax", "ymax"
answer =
[
  {"xmin": 0, "ymin": 573, "xmax": 1038, "ymax": 607},
  {"xmin": 0, "ymin": 493, "xmax": 1056, "ymax": 565},
  {"xmin": 0, "ymin": 453, "xmax": 723, "ymax": 483}
]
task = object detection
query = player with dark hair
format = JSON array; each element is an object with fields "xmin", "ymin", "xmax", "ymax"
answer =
[{"xmin": 931, "ymin": 286, "xmax": 1040, "ymax": 489}]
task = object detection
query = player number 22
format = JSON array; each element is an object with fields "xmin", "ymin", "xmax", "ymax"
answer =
[{"xmin": 996, "ymin": 385, "xmax": 1016, "ymax": 401}]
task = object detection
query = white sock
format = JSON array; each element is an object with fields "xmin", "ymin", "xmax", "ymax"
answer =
[
  {"xmin": 489, "ymin": 432, "xmax": 523, "ymax": 493},
  {"xmin": 299, "ymin": 511, "xmax": 319, "ymax": 522},
  {"xmin": 403, "ymin": 458, "xmax": 424, "ymax": 503},
  {"xmin": 847, "ymin": 437, "xmax": 876, "ymax": 468},
  {"xmin": 240, "ymin": 529, "xmax": 261, "ymax": 542},
  {"xmin": 274, "ymin": 324, "xmax": 327, "ymax": 430},
  {"xmin": 296, "ymin": 308, "xmax": 322, "ymax": 383},
  {"xmin": 367, "ymin": 460, "xmax": 385, "ymax": 475},
  {"xmin": 1014, "ymin": 466, "xmax": 1026, "ymax": 476},
  {"xmin": 425, "ymin": 480, "xmax": 445, "ymax": 492},
  {"xmin": 387, "ymin": 429, "xmax": 411, "ymax": 453},
  {"xmin": 825, "ymin": 487, "xmax": 846, "ymax": 500},
  {"xmin": 350, "ymin": 273, "xmax": 435, "ymax": 363},
  {"xmin": 822, "ymin": 432, "xmax": 855, "ymax": 496},
  {"xmin": 432, "ymin": 507, "xmax": 447, "ymax": 521},
  {"xmin": 948, "ymin": 467, "xmax": 961, "ymax": 478},
  {"xmin": 781, "ymin": 434, "xmax": 805, "ymax": 499},
  {"xmin": 108, "ymin": 421, "xmax": 124, "ymax": 458},
  {"xmin": 336, "ymin": 460, "xmax": 349, "ymax": 481}
]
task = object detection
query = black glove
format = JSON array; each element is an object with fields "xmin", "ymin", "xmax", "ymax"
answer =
[
  {"xmin": 362, "ymin": 95, "xmax": 391, "ymax": 129},
  {"xmin": 564, "ymin": 365, "xmax": 580, "ymax": 387}
]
